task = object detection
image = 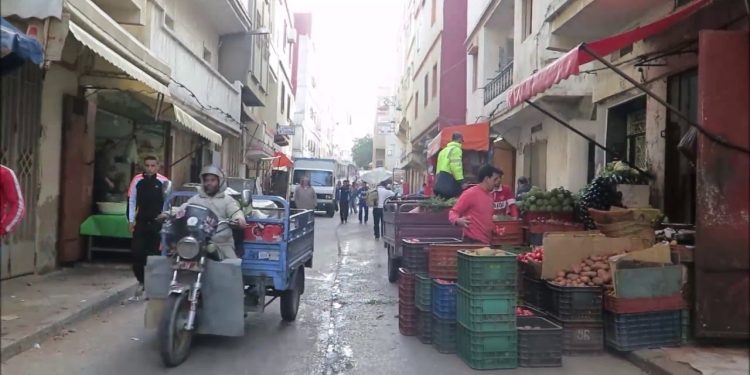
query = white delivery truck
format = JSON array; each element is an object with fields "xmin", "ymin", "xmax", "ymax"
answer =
[{"xmin": 290, "ymin": 158, "xmax": 337, "ymax": 217}]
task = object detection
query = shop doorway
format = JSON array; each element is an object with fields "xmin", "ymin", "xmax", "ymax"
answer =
[
  {"xmin": 523, "ymin": 139, "xmax": 547, "ymax": 190},
  {"xmin": 493, "ymin": 139, "xmax": 516, "ymax": 191},
  {"xmin": 665, "ymin": 69, "xmax": 697, "ymax": 224}
]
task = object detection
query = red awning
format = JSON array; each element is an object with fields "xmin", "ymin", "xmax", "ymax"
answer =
[
  {"xmin": 271, "ymin": 151, "xmax": 293, "ymax": 169},
  {"xmin": 507, "ymin": 0, "xmax": 711, "ymax": 109},
  {"xmin": 427, "ymin": 122, "xmax": 490, "ymax": 158}
]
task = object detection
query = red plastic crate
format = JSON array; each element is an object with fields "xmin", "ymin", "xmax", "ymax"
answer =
[
  {"xmin": 523, "ymin": 212, "xmax": 575, "ymax": 223},
  {"xmin": 428, "ymin": 244, "xmax": 485, "ymax": 279},
  {"xmin": 399, "ymin": 268, "xmax": 416, "ymax": 304},
  {"xmin": 399, "ymin": 300, "xmax": 418, "ymax": 336},
  {"xmin": 603, "ymin": 293, "xmax": 685, "ymax": 314},
  {"xmin": 491, "ymin": 220, "xmax": 525, "ymax": 246}
]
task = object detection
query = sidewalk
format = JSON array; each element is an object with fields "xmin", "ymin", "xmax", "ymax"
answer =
[
  {"xmin": 1, "ymin": 264, "xmax": 137, "ymax": 362},
  {"xmin": 626, "ymin": 345, "xmax": 749, "ymax": 375}
]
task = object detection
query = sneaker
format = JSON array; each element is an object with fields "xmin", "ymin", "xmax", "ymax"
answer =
[{"xmin": 129, "ymin": 283, "xmax": 145, "ymax": 302}]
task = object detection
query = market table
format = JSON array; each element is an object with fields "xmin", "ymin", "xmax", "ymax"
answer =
[{"xmin": 79, "ymin": 214, "xmax": 132, "ymax": 260}]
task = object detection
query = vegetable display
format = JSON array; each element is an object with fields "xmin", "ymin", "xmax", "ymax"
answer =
[
  {"xmin": 517, "ymin": 246, "xmax": 544, "ymax": 263},
  {"xmin": 548, "ymin": 252, "xmax": 627, "ymax": 288},
  {"xmin": 418, "ymin": 197, "xmax": 457, "ymax": 209},
  {"xmin": 577, "ymin": 161, "xmax": 649, "ymax": 230},
  {"xmin": 464, "ymin": 247, "xmax": 508, "ymax": 256},
  {"xmin": 517, "ymin": 186, "xmax": 576, "ymax": 214},
  {"xmin": 516, "ymin": 307, "xmax": 535, "ymax": 317},
  {"xmin": 493, "ymin": 214, "xmax": 516, "ymax": 221}
]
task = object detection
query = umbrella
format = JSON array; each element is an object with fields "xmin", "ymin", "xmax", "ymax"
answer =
[
  {"xmin": 1, "ymin": 17, "xmax": 44, "ymax": 75},
  {"xmin": 360, "ymin": 167, "xmax": 393, "ymax": 185}
]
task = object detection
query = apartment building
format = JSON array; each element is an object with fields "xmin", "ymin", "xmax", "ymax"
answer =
[
  {"xmin": 373, "ymin": 87, "xmax": 402, "ymax": 171},
  {"xmin": 396, "ymin": 0, "xmax": 468, "ymax": 190}
]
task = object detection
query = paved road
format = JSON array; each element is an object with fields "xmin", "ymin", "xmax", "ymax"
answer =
[{"xmin": 2, "ymin": 215, "xmax": 646, "ymax": 375}]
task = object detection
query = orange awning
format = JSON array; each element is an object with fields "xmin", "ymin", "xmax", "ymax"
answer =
[
  {"xmin": 271, "ymin": 151, "xmax": 293, "ymax": 169},
  {"xmin": 427, "ymin": 122, "xmax": 490, "ymax": 158}
]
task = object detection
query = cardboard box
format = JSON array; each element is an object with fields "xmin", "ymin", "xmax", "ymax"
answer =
[
  {"xmin": 540, "ymin": 232, "xmax": 648, "ymax": 280},
  {"xmin": 617, "ymin": 184, "xmax": 651, "ymax": 208},
  {"xmin": 608, "ymin": 243, "xmax": 683, "ymax": 298}
]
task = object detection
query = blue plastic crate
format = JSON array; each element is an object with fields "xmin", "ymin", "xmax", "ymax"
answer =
[
  {"xmin": 432, "ymin": 279, "xmax": 458, "ymax": 320},
  {"xmin": 604, "ymin": 310, "xmax": 682, "ymax": 352}
]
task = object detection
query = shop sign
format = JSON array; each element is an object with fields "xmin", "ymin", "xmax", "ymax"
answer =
[{"xmin": 277, "ymin": 125, "xmax": 295, "ymax": 135}]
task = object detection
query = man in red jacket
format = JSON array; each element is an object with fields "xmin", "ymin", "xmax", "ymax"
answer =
[
  {"xmin": 1, "ymin": 164, "xmax": 25, "ymax": 237},
  {"xmin": 492, "ymin": 175, "xmax": 519, "ymax": 219},
  {"xmin": 448, "ymin": 165, "xmax": 503, "ymax": 244}
]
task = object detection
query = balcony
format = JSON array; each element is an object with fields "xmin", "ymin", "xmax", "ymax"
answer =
[
  {"xmin": 92, "ymin": 0, "xmax": 145, "ymax": 25},
  {"xmin": 149, "ymin": 5, "xmax": 242, "ymax": 134},
  {"xmin": 546, "ymin": 0, "xmax": 673, "ymax": 49},
  {"xmin": 484, "ymin": 62, "xmax": 514, "ymax": 105}
]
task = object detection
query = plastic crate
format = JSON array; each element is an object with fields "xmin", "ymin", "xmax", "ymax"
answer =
[
  {"xmin": 522, "ymin": 276, "xmax": 549, "ymax": 312},
  {"xmin": 416, "ymin": 308, "xmax": 433, "ymax": 344},
  {"xmin": 491, "ymin": 220, "xmax": 524, "ymax": 246},
  {"xmin": 428, "ymin": 244, "xmax": 485, "ymax": 279},
  {"xmin": 528, "ymin": 233, "xmax": 544, "ymax": 246},
  {"xmin": 431, "ymin": 279, "xmax": 458, "ymax": 320},
  {"xmin": 548, "ymin": 317, "xmax": 604, "ymax": 356},
  {"xmin": 457, "ymin": 324, "xmax": 518, "ymax": 370},
  {"xmin": 399, "ymin": 300, "xmax": 417, "ymax": 336},
  {"xmin": 457, "ymin": 250, "xmax": 517, "ymax": 293},
  {"xmin": 681, "ymin": 309, "xmax": 692, "ymax": 343},
  {"xmin": 402, "ymin": 240, "xmax": 428, "ymax": 274},
  {"xmin": 398, "ymin": 268, "xmax": 415, "ymax": 303},
  {"xmin": 546, "ymin": 282, "xmax": 603, "ymax": 322},
  {"xmin": 415, "ymin": 273, "xmax": 432, "ymax": 311},
  {"xmin": 431, "ymin": 314, "xmax": 457, "ymax": 354},
  {"xmin": 517, "ymin": 316, "xmax": 563, "ymax": 368},
  {"xmin": 604, "ymin": 293, "xmax": 685, "ymax": 314},
  {"xmin": 604, "ymin": 310, "xmax": 682, "ymax": 352},
  {"xmin": 500, "ymin": 245, "xmax": 532, "ymax": 255},
  {"xmin": 457, "ymin": 285, "xmax": 516, "ymax": 332}
]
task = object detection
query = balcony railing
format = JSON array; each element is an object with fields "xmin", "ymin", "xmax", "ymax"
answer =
[{"xmin": 484, "ymin": 62, "xmax": 514, "ymax": 105}]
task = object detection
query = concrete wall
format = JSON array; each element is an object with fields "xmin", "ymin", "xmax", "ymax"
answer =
[
  {"xmin": 36, "ymin": 64, "xmax": 79, "ymax": 273},
  {"xmin": 438, "ymin": 0, "xmax": 467, "ymax": 129}
]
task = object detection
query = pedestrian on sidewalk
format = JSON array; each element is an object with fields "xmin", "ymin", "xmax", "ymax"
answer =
[
  {"xmin": 127, "ymin": 156, "xmax": 170, "ymax": 294},
  {"xmin": 448, "ymin": 165, "xmax": 502, "ymax": 245},
  {"xmin": 293, "ymin": 176, "xmax": 317, "ymax": 211},
  {"xmin": 0, "ymin": 164, "xmax": 25, "ymax": 237},
  {"xmin": 357, "ymin": 182, "xmax": 369, "ymax": 224},
  {"xmin": 372, "ymin": 181, "xmax": 394, "ymax": 239},
  {"xmin": 337, "ymin": 180, "xmax": 351, "ymax": 224}
]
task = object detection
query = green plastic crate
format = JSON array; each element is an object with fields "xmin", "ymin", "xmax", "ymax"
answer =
[
  {"xmin": 431, "ymin": 314, "xmax": 457, "ymax": 354},
  {"xmin": 457, "ymin": 250, "xmax": 517, "ymax": 293},
  {"xmin": 457, "ymin": 285, "xmax": 516, "ymax": 332},
  {"xmin": 415, "ymin": 273, "xmax": 432, "ymax": 311},
  {"xmin": 457, "ymin": 323, "xmax": 518, "ymax": 370},
  {"xmin": 499, "ymin": 245, "xmax": 532, "ymax": 255}
]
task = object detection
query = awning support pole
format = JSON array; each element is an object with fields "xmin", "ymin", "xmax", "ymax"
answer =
[
  {"xmin": 524, "ymin": 99, "xmax": 653, "ymax": 179},
  {"xmin": 580, "ymin": 43, "xmax": 750, "ymax": 154}
]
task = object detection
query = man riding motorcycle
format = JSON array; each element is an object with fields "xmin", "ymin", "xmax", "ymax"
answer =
[{"xmin": 164, "ymin": 165, "xmax": 248, "ymax": 259}]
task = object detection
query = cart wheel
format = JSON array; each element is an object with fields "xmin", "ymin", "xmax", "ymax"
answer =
[
  {"xmin": 159, "ymin": 293, "xmax": 193, "ymax": 367},
  {"xmin": 281, "ymin": 267, "xmax": 303, "ymax": 322},
  {"xmin": 387, "ymin": 251, "xmax": 400, "ymax": 283}
]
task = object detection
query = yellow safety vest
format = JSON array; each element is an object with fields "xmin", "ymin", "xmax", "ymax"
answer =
[{"xmin": 436, "ymin": 141, "xmax": 464, "ymax": 181}]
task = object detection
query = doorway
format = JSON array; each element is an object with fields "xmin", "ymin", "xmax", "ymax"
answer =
[{"xmin": 665, "ymin": 69, "xmax": 698, "ymax": 224}]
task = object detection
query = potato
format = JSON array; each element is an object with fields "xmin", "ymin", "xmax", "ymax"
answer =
[
  {"xmin": 593, "ymin": 262, "xmax": 607, "ymax": 270},
  {"xmin": 587, "ymin": 282, "xmax": 595, "ymax": 286},
  {"xmin": 583, "ymin": 266, "xmax": 592, "ymax": 272},
  {"xmin": 557, "ymin": 271, "xmax": 566, "ymax": 278},
  {"xmin": 477, "ymin": 248, "xmax": 495, "ymax": 256},
  {"xmin": 597, "ymin": 269, "xmax": 607, "ymax": 278},
  {"xmin": 584, "ymin": 259, "xmax": 595, "ymax": 266},
  {"xmin": 571, "ymin": 265, "xmax": 582, "ymax": 274},
  {"xmin": 580, "ymin": 276, "xmax": 591, "ymax": 283},
  {"xmin": 592, "ymin": 277, "xmax": 604, "ymax": 285},
  {"xmin": 600, "ymin": 271, "xmax": 612, "ymax": 283},
  {"xmin": 566, "ymin": 273, "xmax": 579, "ymax": 280},
  {"xmin": 581, "ymin": 271, "xmax": 597, "ymax": 277}
]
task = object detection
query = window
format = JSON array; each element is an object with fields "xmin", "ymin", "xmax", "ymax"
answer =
[
  {"xmin": 164, "ymin": 14, "xmax": 175, "ymax": 30},
  {"xmin": 293, "ymin": 170, "xmax": 333, "ymax": 187},
  {"xmin": 424, "ymin": 74, "xmax": 429, "ymax": 106},
  {"xmin": 471, "ymin": 53, "xmax": 479, "ymax": 91},
  {"xmin": 202, "ymin": 46, "xmax": 212, "ymax": 63},
  {"xmin": 606, "ymin": 96, "xmax": 647, "ymax": 168},
  {"xmin": 431, "ymin": 0, "xmax": 437, "ymax": 25},
  {"xmin": 414, "ymin": 92, "xmax": 419, "ymax": 119},
  {"xmin": 280, "ymin": 85, "xmax": 286, "ymax": 114},
  {"xmin": 522, "ymin": 0, "xmax": 533, "ymax": 40},
  {"xmin": 432, "ymin": 64, "xmax": 438, "ymax": 97}
]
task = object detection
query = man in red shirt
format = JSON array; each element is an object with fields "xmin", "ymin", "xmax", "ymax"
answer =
[
  {"xmin": 1, "ymin": 164, "xmax": 25, "ymax": 237},
  {"xmin": 449, "ymin": 165, "xmax": 503, "ymax": 244},
  {"xmin": 492, "ymin": 174, "xmax": 519, "ymax": 218}
]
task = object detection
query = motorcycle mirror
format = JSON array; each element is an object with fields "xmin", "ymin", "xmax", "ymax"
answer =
[
  {"xmin": 241, "ymin": 189, "xmax": 252, "ymax": 208},
  {"xmin": 162, "ymin": 180, "xmax": 173, "ymax": 199}
]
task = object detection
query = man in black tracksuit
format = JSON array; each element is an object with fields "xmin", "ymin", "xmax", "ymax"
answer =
[{"xmin": 127, "ymin": 156, "xmax": 169, "ymax": 292}]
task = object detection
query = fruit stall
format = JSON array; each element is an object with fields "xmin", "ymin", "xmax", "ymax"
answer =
[{"xmin": 394, "ymin": 163, "xmax": 698, "ymax": 370}]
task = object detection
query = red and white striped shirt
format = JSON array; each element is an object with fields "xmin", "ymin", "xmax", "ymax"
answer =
[{"xmin": 0, "ymin": 164, "xmax": 25, "ymax": 237}]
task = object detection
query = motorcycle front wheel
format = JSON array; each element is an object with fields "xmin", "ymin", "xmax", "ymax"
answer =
[{"xmin": 159, "ymin": 293, "xmax": 193, "ymax": 367}]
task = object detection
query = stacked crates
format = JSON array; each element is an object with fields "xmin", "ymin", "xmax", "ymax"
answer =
[
  {"xmin": 431, "ymin": 279, "xmax": 458, "ymax": 353},
  {"xmin": 415, "ymin": 273, "xmax": 433, "ymax": 344},
  {"xmin": 603, "ymin": 293, "xmax": 684, "ymax": 351},
  {"xmin": 545, "ymin": 283, "xmax": 605, "ymax": 356},
  {"xmin": 455, "ymin": 249, "xmax": 518, "ymax": 370},
  {"xmin": 398, "ymin": 268, "xmax": 417, "ymax": 336}
]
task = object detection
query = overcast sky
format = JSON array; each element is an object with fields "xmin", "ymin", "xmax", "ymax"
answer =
[{"xmin": 289, "ymin": 0, "xmax": 402, "ymax": 148}]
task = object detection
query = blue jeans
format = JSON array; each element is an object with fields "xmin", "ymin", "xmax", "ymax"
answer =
[{"xmin": 358, "ymin": 204, "xmax": 369, "ymax": 223}]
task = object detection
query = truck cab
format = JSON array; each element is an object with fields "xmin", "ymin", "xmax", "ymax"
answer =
[{"xmin": 289, "ymin": 158, "xmax": 337, "ymax": 217}]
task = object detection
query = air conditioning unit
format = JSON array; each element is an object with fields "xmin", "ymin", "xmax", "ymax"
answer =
[{"xmin": 287, "ymin": 29, "xmax": 297, "ymax": 44}]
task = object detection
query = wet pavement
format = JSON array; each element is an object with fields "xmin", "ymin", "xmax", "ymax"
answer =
[{"xmin": 1, "ymin": 216, "xmax": 646, "ymax": 374}]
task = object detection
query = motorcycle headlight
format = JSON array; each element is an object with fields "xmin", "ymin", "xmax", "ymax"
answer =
[{"xmin": 176, "ymin": 237, "xmax": 200, "ymax": 259}]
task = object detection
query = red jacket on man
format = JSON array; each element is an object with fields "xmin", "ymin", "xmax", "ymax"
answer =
[
  {"xmin": 1, "ymin": 164, "xmax": 25, "ymax": 237},
  {"xmin": 492, "ymin": 184, "xmax": 519, "ymax": 218}
]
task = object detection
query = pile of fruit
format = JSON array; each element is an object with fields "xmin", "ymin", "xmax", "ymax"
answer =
[
  {"xmin": 463, "ymin": 247, "xmax": 509, "ymax": 256},
  {"xmin": 517, "ymin": 187, "xmax": 576, "ymax": 213},
  {"xmin": 577, "ymin": 161, "xmax": 649, "ymax": 229},
  {"xmin": 516, "ymin": 307, "xmax": 535, "ymax": 316},
  {"xmin": 517, "ymin": 246, "xmax": 544, "ymax": 263},
  {"xmin": 548, "ymin": 253, "xmax": 624, "ymax": 287},
  {"xmin": 492, "ymin": 214, "xmax": 516, "ymax": 221},
  {"xmin": 418, "ymin": 197, "xmax": 457, "ymax": 209}
]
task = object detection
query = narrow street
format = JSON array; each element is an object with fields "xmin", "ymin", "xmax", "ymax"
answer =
[{"xmin": 2, "ymin": 216, "xmax": 645, "ymax": 375}]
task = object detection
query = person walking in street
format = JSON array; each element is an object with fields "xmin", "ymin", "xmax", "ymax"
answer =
[
  {"xmin": 349, "ymin": 182, "xmax": 358, "ymax": 215},
  {"xmin": 0, "ymin": 164, "xmax": 25, "ymax": 237},
  {"xmin": 334, "ymin": 180, "xmax": 342, "ymax": 212},
  {"xmin": 337, "ymin": 180, "xmax": 352, "ymax": 224},
  {"xmin": 127, "ymin": 156, "xmax": 170, "ymax": 295},
  {"xmin": 434, "ymin": 133, "xmax": 466, "ymax": 199},
  {"xmin": 448, "ymin": 165, "xmax": 503, "ymax": 244},
  {"xmin": 372, "ymin": 181, "xmax": 394, "ymax": 239},
  {"xmin": 293, "ymin": 176, "xmax": 317, "ymax": 211},
  {"xmin": 357, "ymin": 182, "xmax": 369, "ymax": 224}
]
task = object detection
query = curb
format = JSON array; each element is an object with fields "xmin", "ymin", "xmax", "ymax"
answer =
[
  {"xmin": 0, "ymin": 281, "xmax": 138, "ymax": 362},
  {"xmin": 625, "ymin": 349, "xmax": 701, "ymax": 375}
]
